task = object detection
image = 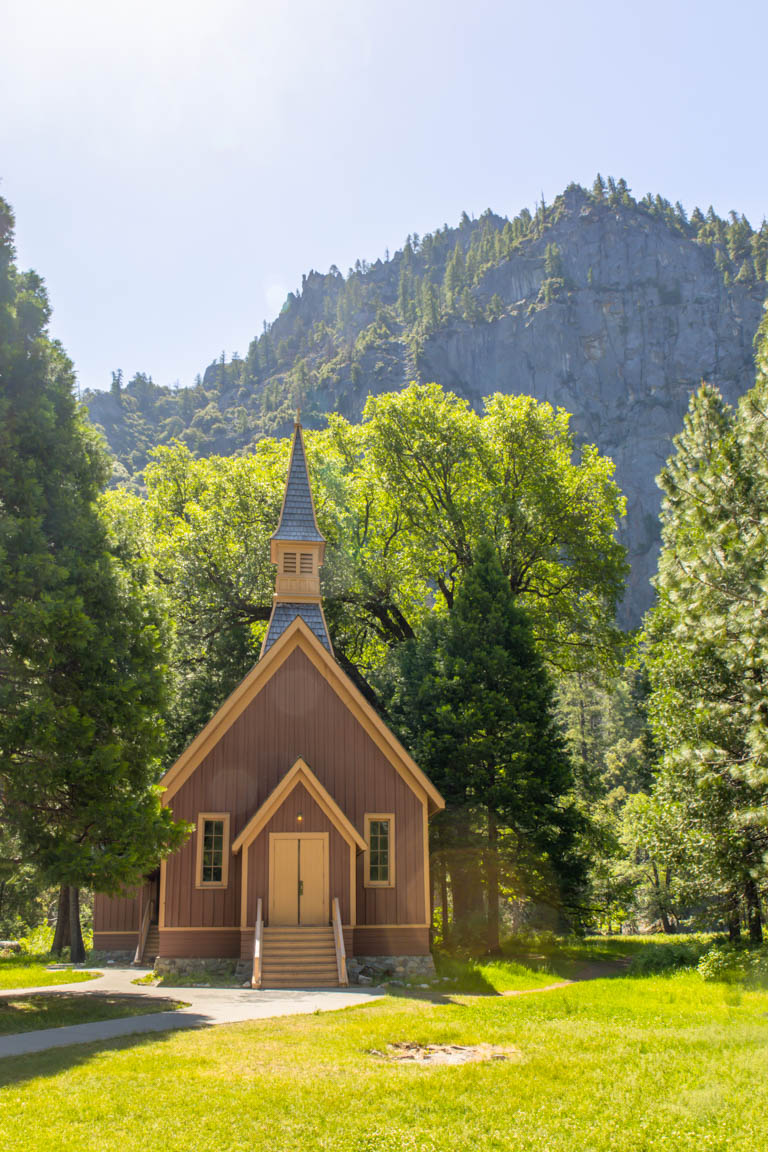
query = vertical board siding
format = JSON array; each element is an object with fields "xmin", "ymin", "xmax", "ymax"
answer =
[
  {"xmin": 94, "ymin": 889, "xmax": 140, "ymax": 932},
  {"xmin": 166, "ymin": 647, "xmax": 427, "ymax": 930}
]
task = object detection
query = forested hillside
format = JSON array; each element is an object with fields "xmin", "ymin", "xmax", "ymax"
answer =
[{"xmin": 85, "ymin": 178, "xmax": 768, "ymax": 624}]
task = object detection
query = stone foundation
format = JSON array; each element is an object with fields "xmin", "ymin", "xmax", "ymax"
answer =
[
  {"xmin": 347, "ymin": 954, "xmax": 436, "ymax": 985},
  {"xmin": 150, "ymin": 952, "xmax": 435, "ymax": 987},
  {"xmin": 90, "ymin": 949, "xmax": 134, "ymax": 966},
  {"xmin": 154, "ymin": 956, "xmax": 243, "ymax": 981}
]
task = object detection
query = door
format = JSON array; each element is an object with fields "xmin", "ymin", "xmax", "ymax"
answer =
[{"xmin": 269, "ymin": 834, "xmax": 328, "ymax": 926}]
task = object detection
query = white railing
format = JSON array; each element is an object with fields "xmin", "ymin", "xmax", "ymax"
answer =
[
  {"xmin": 251, "ymin": 897, "xmax": 263, "ymax": 988},
  {"xmin": 332, "ymin": 896, "xmax": 348, "ymax": 986},
  {"xmin": 134, "ymin": 896, "xmax": 153, "ymax": 966}
]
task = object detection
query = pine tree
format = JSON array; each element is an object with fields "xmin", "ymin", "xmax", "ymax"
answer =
[
  {"xmin": 386, "ymin": 539, "xmax": 583, "ymax": 951},
  {"xmin": 643, "ymin": 372, "xmax": 768, "ymax": 940},
  {"xmin": 0, "ymin": 198, "xmax": 186, "ymax": 960}
]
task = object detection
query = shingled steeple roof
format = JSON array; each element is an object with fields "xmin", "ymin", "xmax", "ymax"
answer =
[
  {"xmin": 270, "ymin": 420, "xmax": 325, "ymax": 543},
  {"xmin": 261, "ymin": 418, "xmax": 331, "ymax": 658}
]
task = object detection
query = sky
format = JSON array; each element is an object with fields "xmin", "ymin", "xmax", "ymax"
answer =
[{"xmin": 1, "ymin": 0, "xmax": 766, "ymax": 393}]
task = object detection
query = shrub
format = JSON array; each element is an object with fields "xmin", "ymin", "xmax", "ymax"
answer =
[
  {"xmin": 628, "ymin": 939, "xmax": 710, "ymax": 976},
  {"xmin": 18, "ymin": 923, "xmax": 54, "ymax": 955},
  {"xmin": 698, "ymin": 944, "xmax": 768, "ymax": 985}
]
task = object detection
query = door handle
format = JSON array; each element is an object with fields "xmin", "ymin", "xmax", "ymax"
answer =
[{"xmin": 298, "ymin": 880, "xmax": 304, "ymax": 897}]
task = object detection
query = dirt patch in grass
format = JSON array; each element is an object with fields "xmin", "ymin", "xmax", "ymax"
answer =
[
  {"xmin": 0, "ymin": 992, "xmax": 187, "ymax": 1035},
  {"xmin": 370, "ymin": 1041, "xmax": 522, "ymax": 1065}
]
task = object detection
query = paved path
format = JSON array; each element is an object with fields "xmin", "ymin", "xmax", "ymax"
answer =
[{"xmin": 0, "ymin": 967, "xmax": 383, "ymax": 1059}]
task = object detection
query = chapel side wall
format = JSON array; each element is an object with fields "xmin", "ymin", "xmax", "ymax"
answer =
[
  {"xmin": 245, "ymin": 782, "xmax": 351, "ymax": 925},
  {"xmin": 93, "ymin": 889, "xmax": 140, "ymax": 932},
  {"xmin": 164, "ymin": 646, "xmax": 428, "ymax": 933},
  {"xmin": 93, "ymin": 888, "xmax": 141, "ymax": 952}
]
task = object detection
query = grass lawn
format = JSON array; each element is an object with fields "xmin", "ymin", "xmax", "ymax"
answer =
[
  {"xmin": 0, "ymin": 993, "xmax": 186, "ymax": 1036},
  {"xmin": 0, "ymin": 955, "xmax": 100, "ymax": 991},
  {"xmin": 1, "ymin": 969, "xmax": 766, "ymax": 1151}
]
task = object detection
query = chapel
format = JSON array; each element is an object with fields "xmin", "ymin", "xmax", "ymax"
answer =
[{"xmin": 93, "ymin": 419, "xmax": 444, "ymax": 985}]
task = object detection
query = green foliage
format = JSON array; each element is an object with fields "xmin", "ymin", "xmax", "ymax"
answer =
[
  {"xmin": 641, "ymin": 318, "xmax": 768, "ymax": 940},
  {"xmin": 0, "ymin": 196, "xmax": 188, "ymax": 905},
  {"xmin": 102, "ymin": 385, "xmax": 627, "ymax": 759},
  {"xmin": 627, "ymin": 937, "xmax": 711, "ymax": 976},
  {"xmin": 384, "ymin": 539, "xmax": 586, "ymax": 945},
  {"xmin": 697, "ymin": 943, "xmax": 768, "ymax": 985}
]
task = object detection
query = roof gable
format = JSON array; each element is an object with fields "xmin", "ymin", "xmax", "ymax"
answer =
[
  {"xmin": 231, "ymin": 757, "xmax": 367, "ymax": 854},
  {"xmin": 160, "ymin": 617, "xmax": 444, "ymax": 812}
]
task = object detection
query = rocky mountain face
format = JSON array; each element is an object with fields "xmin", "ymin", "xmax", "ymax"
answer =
[{"xmin": 86, "ymin": 182, "xmax": 768, "ymax": 626}]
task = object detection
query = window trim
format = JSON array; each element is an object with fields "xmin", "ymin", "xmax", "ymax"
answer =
[
  {"xmin": 195, "ymin": 812, "xmax": 231, "ymax": 889},
  {"xmin": 363, "ymin": 813, "xmax": 395, "ymax": 888}
]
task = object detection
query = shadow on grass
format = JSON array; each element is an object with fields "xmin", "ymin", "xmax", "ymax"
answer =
[
  {"xmin": 383, "ymin": 984, "xmax": 474, "ymax": 1005},
  {"xmin": 0, "ymin": 1020, "xmax": 200, "ymax": 1089},
  {"xmin": 0, "ymin": 991, "xmax": 186, "ymax": 1036}
]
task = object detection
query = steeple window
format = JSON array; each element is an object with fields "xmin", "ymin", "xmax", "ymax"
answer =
[
  {"xmin": 300, "ymin": 553, "xmax": 313, "ymax": 574},
  {"xmin": 283, "ymin": 552, "xmax": 297, "ymax": 574}
]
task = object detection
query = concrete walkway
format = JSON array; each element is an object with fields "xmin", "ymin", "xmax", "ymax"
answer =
[{"xmin": 0, "ymin": 967, "xmax": 382, "ymax": 1059}]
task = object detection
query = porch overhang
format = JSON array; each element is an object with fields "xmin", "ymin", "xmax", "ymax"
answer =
[{"xmin": 232, "ymin": 757, "xmax": 368, "ymax": 855}]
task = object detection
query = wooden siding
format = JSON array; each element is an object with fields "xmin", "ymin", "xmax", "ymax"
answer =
[
  {"xmin": 246, "ymin": 782, "xmax": 351, "ymax": 924},
  {"xmin": 93, "ymin": 932, "xmax": 138, "ymax": 952},
  {"xmin": 94, "ymin": 889, "xmax": 140, "ymax": 933},
  {"xmin": 166, "ymin": 647, "xmax": 427, "ymax": 930},
  {"xmin": 353, "ymin": 926, "xmax": 430, "ymax": 955},
  {"xmin": 158, "ymin": 928, "xmax": 241, "ymax": 958}
]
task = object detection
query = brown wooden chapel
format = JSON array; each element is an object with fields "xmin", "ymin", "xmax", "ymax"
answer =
[{"xmin": 93, "ymin": 419, "xmax": 444, "ymax": 986}]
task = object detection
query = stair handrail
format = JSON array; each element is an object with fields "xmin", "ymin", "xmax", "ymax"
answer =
[
  {"xmin": 134, "ymin": 896, "xmax": 153, "ymax": 966},
  {"xmin": 251, "ymin": 898, "xmax": 263, "ymax": 989},
  {"xmin": 332, "ymin": 897, "xmax": 348, "ymax": 986}
]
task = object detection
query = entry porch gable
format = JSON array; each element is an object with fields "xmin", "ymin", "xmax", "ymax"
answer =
[{"xmin": 234, "ymin": 757, "xmax": 366, "ymax": 929}]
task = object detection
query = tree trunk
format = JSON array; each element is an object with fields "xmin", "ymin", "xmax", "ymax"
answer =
[
  {"xmin": 745, "ymin": 876, "xmax": 763, "ymax": 945},
  {"xmin": 68, "ymin": 886, "xmax": 86, "ymax": 964},
  {"xmin": 450, "ymin": 865, "xmax": 484, "ymax": 939},
  {"xmin": 486, "ymin": 808, "xmax": 501, "ymax": 955},
  {"xmin": 446, "ymin": 810, "xmax": 484, "ymax": 942},
  {"xmin": 440, "ymin": 858, "xmax": 449, "ymax": 941},
  {"xmin": 51, "ymin": 885, "xmax": 71, "ymax": 955},
  {"xmin": 727, "ymin": 892, "xmax": 742, "ymax": 942}
]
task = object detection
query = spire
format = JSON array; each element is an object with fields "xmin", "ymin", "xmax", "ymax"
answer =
[
  {"xmin": 261, "ymin": 419, "xmax": 331, "ymax": 658},
  {"xmin": 270, "ymin": 419, "xmax": 324, "ymax": 543}
]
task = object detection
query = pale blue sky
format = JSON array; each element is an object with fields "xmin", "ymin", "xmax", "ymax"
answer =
[{"xmin": 1, "ymin": 0, "xmax": 766, "ymax": 393}]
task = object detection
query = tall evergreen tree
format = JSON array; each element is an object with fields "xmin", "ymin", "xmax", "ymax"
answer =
[
  {"xmin": 385, "ymin": 538, "xmax": 584, "ymax": 951},
  {"xmin": 0, "ymin": 198, "xmax": 186, "ymax": 960},
  {"xmin": 643, "ymin": 369, "xmax": 768, "ymax": 941}
]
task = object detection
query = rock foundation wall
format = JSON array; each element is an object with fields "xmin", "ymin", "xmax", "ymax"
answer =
[{"xmin": 347, "ymin": 954, "xmax": 436, "ymax": 985}]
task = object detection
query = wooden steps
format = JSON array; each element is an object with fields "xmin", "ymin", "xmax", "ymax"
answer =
[
  {"xmin": 260, "ymin": 925, "xmax": 340, "ymax": 988},
  {"xmin": 141, "ymin": 925, "xmax": 160, "ymax": 965}
]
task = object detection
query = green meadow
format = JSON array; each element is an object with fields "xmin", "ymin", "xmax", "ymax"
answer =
[{"xmin": 1, "ymin": 957, "xmax": 766, "ymax": 1152}]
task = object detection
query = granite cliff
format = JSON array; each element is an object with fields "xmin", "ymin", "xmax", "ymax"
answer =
[{"xmin": 86, "ymin": 181, "xmax": 768, "ymax": 625}]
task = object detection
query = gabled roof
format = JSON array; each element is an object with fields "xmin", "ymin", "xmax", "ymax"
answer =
[
  {"xmin": 231, "ymin": 757, "xmax": 367, "ymax": 854},
  {"xmin": 160, "ymin": 615, "xmax": 445, "ymax": 813},
  {"xmin": 271, "ymin": 422, "xmax": 324, "ymax": 542}
]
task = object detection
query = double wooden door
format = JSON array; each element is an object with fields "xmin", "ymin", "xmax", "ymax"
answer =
[{"xmin": 269, "ymin": 833, "xmax": 328, "ymax": 925}]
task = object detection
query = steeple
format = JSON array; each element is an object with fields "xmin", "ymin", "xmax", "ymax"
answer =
[{"xmin": 261, "ymin": 418, "xmax": 332, "ymax": 657}]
